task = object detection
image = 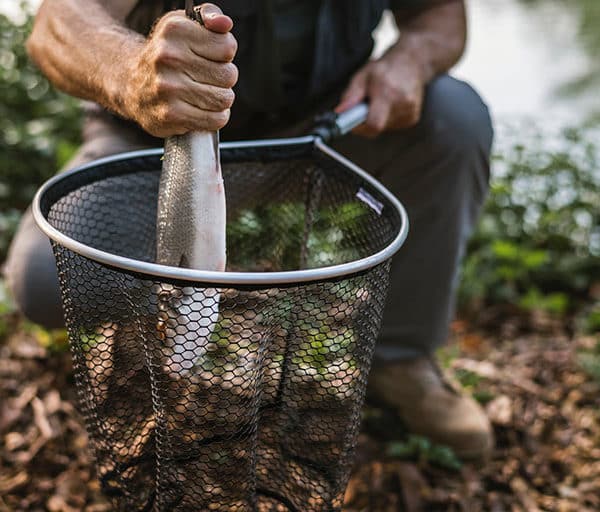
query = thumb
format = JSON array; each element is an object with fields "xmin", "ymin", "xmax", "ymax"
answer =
[
  {"xmin": 199, "ymin": 3, "xmax": 233, "ymax": 33},
  {"xmin": 335, "ymin": 69, "xmax": 369, "ymax": 113}
]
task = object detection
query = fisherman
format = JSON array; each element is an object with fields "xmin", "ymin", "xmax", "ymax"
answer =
[{"xmin": 6, "ymin": 0, "xmax": 494, "ymax": 460}]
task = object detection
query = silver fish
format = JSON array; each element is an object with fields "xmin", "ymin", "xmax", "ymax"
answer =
[{"xmin": 156, "ymin": 132, "xmax": 226, "ymax": 375}]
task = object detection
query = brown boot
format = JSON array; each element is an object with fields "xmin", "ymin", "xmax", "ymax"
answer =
[{"xmin": 367, "ymin": 357, "xmax": 494, "ymax": 461}]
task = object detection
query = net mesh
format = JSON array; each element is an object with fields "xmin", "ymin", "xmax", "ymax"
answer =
[{"xmin": 40, "ymin": 143, "xmax": 401, "ymax": 511}]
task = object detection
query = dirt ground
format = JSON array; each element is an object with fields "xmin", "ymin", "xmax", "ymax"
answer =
[{"xmin": 1, "ymin": 309, "xmax": 599, "ymax": 512}]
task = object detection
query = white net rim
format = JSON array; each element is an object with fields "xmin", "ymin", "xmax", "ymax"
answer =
[{"xmin": 33, "ymin": 137, "xmax": 409, "ymax": 286}]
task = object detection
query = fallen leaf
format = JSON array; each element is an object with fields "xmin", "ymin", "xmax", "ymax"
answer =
[
  {"xmin": 0, "ymin": 471, "xmax": 28, "ymax": 493},
  {"xmin": 452, "ymin": 358, "xmax": 500, "ymax": 379},
  {"xmin": 32, "ymin": 396, "xmax": 54, "ymax": 439},
  {"xmin": 486, "ymin": 395, "xmax": 513, "ymax": 425},
  {"xmin": 393, "ymin": 462, "xmax": 427, "ymax": 512}
]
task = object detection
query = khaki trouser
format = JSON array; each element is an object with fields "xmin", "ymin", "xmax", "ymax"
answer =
[{"xmin": 5, "ymin": 75, "xmax": 492, "ymax": 361}]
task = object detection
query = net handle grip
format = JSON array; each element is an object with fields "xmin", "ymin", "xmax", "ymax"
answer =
[
  {"xmin": 313, "ymin": 102, "xmax": 369, "ymax": 142},
  {"xmin": 335, "ymin": 102, "xmax": 369, "ymax": 136}
]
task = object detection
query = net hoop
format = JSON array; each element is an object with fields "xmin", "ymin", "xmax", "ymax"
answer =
[{"xmin": 33, "ymin": 137, "xmax": 409, "ymax": 286}]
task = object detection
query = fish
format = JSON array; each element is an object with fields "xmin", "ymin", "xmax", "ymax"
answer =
[{"xmin": 156, "ymin": 131, "xmax": 226, "ymax": 376}]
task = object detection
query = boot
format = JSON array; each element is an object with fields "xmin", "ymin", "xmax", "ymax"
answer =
[{"xmin": 367, "ymin": 357, "xmax": 494, "ymax": 461}]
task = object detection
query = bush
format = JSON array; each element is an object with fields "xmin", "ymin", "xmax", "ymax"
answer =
[
  {"xmin": 0, "ymin": 5, "xmax": 82, "ymax": 258},
  {"xmin": 459, "ymin": 122, "xmax": 600, "ymax": 317}
]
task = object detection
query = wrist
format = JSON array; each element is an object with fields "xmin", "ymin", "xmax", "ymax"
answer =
[
  {"xmin": 102, "ymin": 31, "xmax": 145, "ymax": 121},
  {"xmin": 383, "ymin": 32, "xmax": 436, "ymax": 84}
]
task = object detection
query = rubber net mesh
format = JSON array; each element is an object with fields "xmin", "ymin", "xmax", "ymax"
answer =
[{"xmin": 41, "ymin": 144, "xmax": 399, "ymax": 511}]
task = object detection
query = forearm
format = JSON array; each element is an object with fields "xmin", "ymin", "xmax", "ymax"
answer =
[
  {"xmin": 27, "ymin": 0, "xmax": 142, "ymax": 118},
  {"xmin": 389, "ymin": 0, "xmax": 466, "ymax": 83}
]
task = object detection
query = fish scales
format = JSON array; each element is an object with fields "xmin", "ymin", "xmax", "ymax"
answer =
[
  {"xmin": 156, "ymin": 132, "xmax": 226, "ymax": 376},
  {"xmin": 157, "ymin": 133, "xmax": 226, "ymax": 270}
]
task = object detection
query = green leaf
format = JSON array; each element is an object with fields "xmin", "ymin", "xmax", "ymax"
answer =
[
  {"xmin": 387, "ymin": 435, "xmax": 462, "ymax": 471},
  {"xmin": 521, "ymin": 249, "xmax": 549, "ymax": 269},
  {"xmin": 492, "ymin": 240, "xmax": 520, "ymax": 260}
]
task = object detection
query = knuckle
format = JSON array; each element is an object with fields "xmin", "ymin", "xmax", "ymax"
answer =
[
  {"xmin": 222, "ymin": 63, "xmax": 239, "ymax": 88},
  {"xmin": 223, "ymin": 34, "xmax": 238, "ymax": 61},
  {"xmin": 211, "ymin": 63, "xmax": 237, "ymax": 88},
  {"xmin": 224, "ymin": 88, "xmax": 236, "ymax": 108},
  {"xmin": 154, "ymin": 77, "xmax": 175, "ymax": 96},
  {"xmin": 370, "ymin": 118, "xmax": 385, "ymax": 133},
  {"xmin": 213, "ymin": 109, "xmax": 231, "ymax": 130},
  {"xmin": 153, "ymin": 42, "xmax": 178, "ymax": 67},
  {"xmin": 159, "ymin": 104, "xmax": 178, "ymax": 124},
  {"xmin": 215, "ymin": 88, "xmax": 235, "ymax": 109},
  {"xmin": 205, "ymin": 32, "xmax": 237, "ymax": 60},
  {"xmin": 160, "ymin": 14, "xmax": 186, "ymax": 36},
  {"xmin": 155, "ymin": 50, "xmax": 176, "ymax": 66},
  {"xmin": 382, "ymin": 79, "xmax": 401, "ymax": 97}
]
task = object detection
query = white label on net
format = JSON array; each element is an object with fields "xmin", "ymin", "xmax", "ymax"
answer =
[{"xmin": 356, "ymin": 188, "xmax": 384, "ymax": 216}]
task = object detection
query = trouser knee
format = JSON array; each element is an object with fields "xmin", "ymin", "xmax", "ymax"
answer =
[
  {"xmin": 421, "ymin": 75, "xmax": 494, "ymax": 162},
  {"xmin": 4, "ymin": 208, "xmax": 64, "ymax": 329},
  {"xmin": 4, "ymin": 115, "xmax": 158, "ymax": 329}
]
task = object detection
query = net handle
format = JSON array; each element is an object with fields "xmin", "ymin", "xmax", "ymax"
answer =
[
  {"xmin": 335, "ymin": 103, "xmax": 369, "ymax": 136},
  {"xmin": 185, "ymin": 0, "xmax": 203, "ymax": 23},
  {"xmin": 313, "ymin": 103, "xmax": 369, "ymax": 142}
]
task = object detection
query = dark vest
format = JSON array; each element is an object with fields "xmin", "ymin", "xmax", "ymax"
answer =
[{"xmin": 127, "ymin": 0, "xmax": 388, "ymax": 116}]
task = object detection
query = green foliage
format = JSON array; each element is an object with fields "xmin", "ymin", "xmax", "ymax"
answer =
[
  {"xmin": 578, "ymin": 338, "xmax": 600, "ymax": 382},
  {"xmin": 581, "ymin": 304, "xmax": 600, "ymax": 334},
  {"xmin": 454, "ymin": 368, "xmax": 495, "ymax": 404},
  {"xmin": 227, "ymin": 201, "xmax": 369, "ymax": 271},
  {"xmin": 0, "ymin": 5, "xmax": 82, "ymax": 258},
  {"xmin": 454, "ymin": 368, "xmax": 482, "ymax": 389},
  {"xmin": 518, "ymin": 289, "xmax": 570, "ymax": 315},
  {"xmin": 25, "ymin": 322, "xmax": 69, "ymax": 353},
  {"xmin": 387, "ymin": 435, "xmax": 462, "ymax": 471},
  {"xmin": 0, "ymin": 278, "xmax": 17, "ymax": 340},
  {"xmin": 575, "ymin": 301, "xmax": 600, "ymax": 381},
  {"xmin": 578, "ymin": 352, "xmax": 600, "ymax": 382},
  {"xmin": 472, "ymin": 389, "xmax": 495, "ymax": 405},
  {"xmin": 459, "ymin": 123, "xmax": 600, "ymax": 316}
]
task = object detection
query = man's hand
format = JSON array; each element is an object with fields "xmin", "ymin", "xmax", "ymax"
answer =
[
  {"xmin": 335, "ymin": 51, "xmax": 426, "ymax": 139},
  {"xmin": 335, "ymin": 0, "xmax": 466, "ymax": 139},
  {"xmin": 27, "ymin": 1, "xmax": 238, "ymax": 138},
  {"xmin": 122, "ymin": 3, "xmax": 238, "ymax": 137}
]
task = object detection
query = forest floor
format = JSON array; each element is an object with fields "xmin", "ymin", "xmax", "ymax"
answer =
[{"xmin": 1, "ymin": 306, "xmax": 599, "ymax": 512}]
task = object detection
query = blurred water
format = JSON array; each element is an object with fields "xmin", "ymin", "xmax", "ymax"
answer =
[
  {"xmin": 2, "ymin": 0, "xmax": 598, "ymax": 125},
  {"xmin": 374, "ymin": 1, "xmax": 598, "ymax": 125}
]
